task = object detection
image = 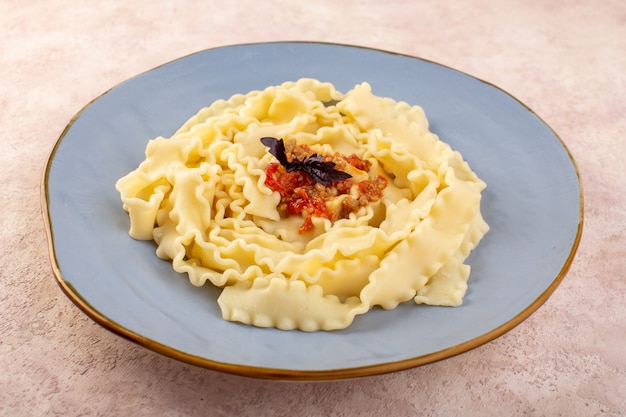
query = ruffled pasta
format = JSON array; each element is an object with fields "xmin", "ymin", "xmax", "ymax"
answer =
[{"xmin": 116, "ymin": 79, "xmax": 489, "ymax": 331}]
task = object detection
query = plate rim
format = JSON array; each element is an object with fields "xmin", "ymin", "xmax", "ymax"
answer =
[{"xmin": 40, "ymin": 41, "xmax": 584, "ymax": 380}]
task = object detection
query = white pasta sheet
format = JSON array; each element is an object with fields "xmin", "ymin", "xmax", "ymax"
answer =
[{"xmin": 116, "ymin": 79, "xmax": 489, "ymax": 331}]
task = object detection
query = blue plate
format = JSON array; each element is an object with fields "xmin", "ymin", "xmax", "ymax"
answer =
[{"xmin": 42, "ymin": 42, "xmax": 583, "ymax": 380}]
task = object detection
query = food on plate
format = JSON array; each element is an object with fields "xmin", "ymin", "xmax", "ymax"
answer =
[{"xmin": 115, "ymin": 78, "xmax": 489, "ymax": 331}]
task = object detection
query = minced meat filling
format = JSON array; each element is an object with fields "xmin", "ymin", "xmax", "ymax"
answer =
[{"xmin": 264, "ymin": 138, "xmax": 387, "ymax": 233}]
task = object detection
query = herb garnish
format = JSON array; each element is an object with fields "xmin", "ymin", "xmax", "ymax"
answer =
[{"xmin": 261, "ymin": 137, "xmax": 352, "ymax": 186}]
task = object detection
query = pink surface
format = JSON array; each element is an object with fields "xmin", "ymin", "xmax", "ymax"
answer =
[{"xmin": 1, "ymin": 1, "xmax": 624, "ymax": 415}]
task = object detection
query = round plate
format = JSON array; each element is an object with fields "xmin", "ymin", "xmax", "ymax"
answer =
[{"xmin": 42, "ymin": 42, "xmax": 583, "ymax": 380}]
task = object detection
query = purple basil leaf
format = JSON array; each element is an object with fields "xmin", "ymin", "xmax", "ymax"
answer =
[
  {"xmin": 305, "ymin": 154, "xmax": 325, "ymax": 163},
  {"xmin": 304, "ymin": 158, "xmax": 352, "ymax": 186},
  {"xmin": 285, "ymin": 160, "xmax": 305, "ymax": 173},
  {"xmin": 260, "ymin": 137, "xmax": 289, "ymax": 166}
]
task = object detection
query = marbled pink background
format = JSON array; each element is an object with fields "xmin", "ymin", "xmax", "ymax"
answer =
[{"xmin": 1, "ymin": 1, "xmax": 624, "ymax": 416}]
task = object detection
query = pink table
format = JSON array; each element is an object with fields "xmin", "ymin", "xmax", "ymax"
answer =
[{"xmin": 1, "ymin": 1, "xmax": 624, "ymax": 415}]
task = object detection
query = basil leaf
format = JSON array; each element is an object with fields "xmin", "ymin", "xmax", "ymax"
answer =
[{"xmin": 260, "ymin": 137, "xmax": 289, "ymax": 167}]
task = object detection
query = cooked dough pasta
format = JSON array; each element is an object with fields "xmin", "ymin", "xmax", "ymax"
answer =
[{"xmin": 116, "ymin": 78, "xmax": 489, "ymax": 331}]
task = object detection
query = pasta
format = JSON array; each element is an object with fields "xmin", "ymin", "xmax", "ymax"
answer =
[{"xmin": 116, "ymin": 78, "xmax": 489, "ymax": 331}]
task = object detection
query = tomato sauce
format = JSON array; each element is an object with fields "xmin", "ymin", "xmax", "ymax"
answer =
[{"xmin": 264, "ymin": 143, "xmax": 387, "ymax": 233}]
